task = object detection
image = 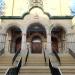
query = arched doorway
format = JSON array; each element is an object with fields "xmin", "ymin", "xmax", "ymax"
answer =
[
  {"xmin": 26, "ymin": 23, "xmax": 47, "ymax": 54},
  {"xmin": 15, "ymin": 37, "xmax": 22, "ymax": 53},
  {"xmin": 6, "ymin": 26, "xmax": 22, "ymax": 53},
  {"xmin": 31, "ymin": 36, "xmax": 42, "ymax": 53},
  {"xmin": 51, "ymin": 26, "xmax": 66, "ymax": 53}
]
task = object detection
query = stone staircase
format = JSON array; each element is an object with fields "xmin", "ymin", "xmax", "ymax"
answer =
[
  {"xmin": 0, "ymin": 66, "xmax": 8, "ymax": 75},
  {"xmin": 60, "ymin": 53, "xmax": 75, "ymax": 66},
  {"xmin": 0, "ymin": 54, "xmax": 20, "ymax": 75},
  {"xmin": 0, "ymin": 55, "xmax": 13, "ymax": 66},
  {"xmin": 0, "ymin": 55, "xmax": 13, "ymax": 75},
  {"xmin": 26, "ymin": 54, "xmax": 48, "ymax": 66},
  {"xmin": 48, "ymin": 53, "xmax": 75, "ymax": 75},
  {"xmin": 59, "ymin": 53, "xmax": 75, "ymax": 75},
  {"xmin": 19, "ymin": 54, "xmax": 51, "ymax": 75},
  {"xmin": 60, "ymin": 66, "xmax": 75, "ymax": 75},
  {"xmin": 0, "ymin": 53, "xmax": 75, "ymax": 75},
  {"xmin": 19, "ymin": 66, "xmax": 51, "ymax": 75}
]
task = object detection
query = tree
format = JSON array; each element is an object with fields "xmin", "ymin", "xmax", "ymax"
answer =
[{"xmin": 0, "ymin": 0, "xmax": 5, "ymax": 16}]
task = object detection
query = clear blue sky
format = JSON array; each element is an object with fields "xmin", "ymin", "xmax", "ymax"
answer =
[
  {"xmin": 0, "ymin": 0, "xmax": 4, "ymax": 8},
  {"xmin": 71, "ymin": 0, "xmax": 75, "ymax": 16}
]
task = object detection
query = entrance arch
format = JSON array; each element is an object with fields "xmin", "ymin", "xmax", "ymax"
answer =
[
  {"xmin": 31, "ymin": 35, "xmax": 42, "ymax": 53},
  {"xmin": 26, "ymin": 23, "xmax": 47, "ymax": 54},
  {"xmin": 51, "ymin": 26, "xmax": 66, "ymax": 53},
  {"xmin": 6, "ymin": 26, "xmax": 22, "ymax": 53}
]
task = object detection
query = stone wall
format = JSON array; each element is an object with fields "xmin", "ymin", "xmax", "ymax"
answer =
[{"xmin": 0, "ymin": 14, "xmax": 73, "ymax": 55}]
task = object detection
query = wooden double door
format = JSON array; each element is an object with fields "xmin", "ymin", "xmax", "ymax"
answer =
[{"xmin": 31, "ymin": 42, "xmax": 42, "ymax": 53}]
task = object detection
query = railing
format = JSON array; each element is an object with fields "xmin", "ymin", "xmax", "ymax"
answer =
[
  {"xmin": 49, "ymin": 58, "xmax": 61, "ymax": 75},
  {"xmin": 12, "ymin": 49, "xmax": 21, "ymax": 64},
  {"xmin": 53, "ymin": 51, "xmax": 61, "ymax": 65},
  {"xmin": 0, "ymin": 48, "xmax": 4, "ymax": 55},
  {"xmin": 43, "ymin": 50, "xmax": 46, "ymax": 64},
  {"xmin": 68, "ymin": 48, "xmax": 75, "ymax": 58},
  {"xmin": 16, "ymin": 57, "xmax": 22, "ymax": 74},
  {"xmin": 6, "ymin": 57, "xmax": 22, "ymax": 75},
  {"xmin": 25, "ymin": 48, "xmax": 29, "ymax": 64}
]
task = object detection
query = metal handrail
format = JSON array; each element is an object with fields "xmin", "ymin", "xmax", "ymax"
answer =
[
  {"xmin": 0, "ymin": 48, "xmax": 4, "ymax": 55},
  {"xmin": 68, "ymin": 48, "xmax": 75, "ymax": 58},
  {"xmin": 25, "ymin": 48, "xmax": 29, "ymax": 64},
  {"xmin": 12, "ymin": 49, "xmax": 20, "ymax": 64},
  {"xmin": 49, "ymin": 58, "xmax": 61, "ymax": 75},
  {"xmin": 49, "ymin": 58, "xmax": 53, "ymax": 72},
  {"xmin": 16, "ymin": 57, "xmax": 22, "ymax": 74},
  {"xmin": 6, "ymin": 67, "xmax": 18, "ymax": 75},
  {"xmin": 43, "ymin": 50, "xmax": 46, "ymax": 63},
  {"xmin": 53, "ymin": 51, "xmax": 61, "ymax": 65},
  {"xmin": 6, "ymin": 57, "xmax": 22, "ymax": 75}
]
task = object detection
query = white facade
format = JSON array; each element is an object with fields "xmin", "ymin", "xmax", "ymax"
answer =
[
  {"xmin": 0, "ymin": 0, "xmax": 75, "ymax": 55},
  {"xmin": 0, "ymin": 7, "xmax": 74, "ymax": 56}
]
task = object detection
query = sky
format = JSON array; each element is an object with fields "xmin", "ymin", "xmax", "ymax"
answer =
[
  {"xmin": 71, "ymin": 0, "xmax": 75, "ymax": 16},
  {"xmin": 0, "ymin": 0, "xmax": 75, "ymax": 16},
  {"xmin": 0, "ymin": 0, "xmax": 5, "ymax": 15},
  {"xmin": 0, "ymin": 0, "xmax": 4, "ymax": 9}
]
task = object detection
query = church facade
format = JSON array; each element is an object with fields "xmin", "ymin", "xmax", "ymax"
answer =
[{"xmin": 0, "ymin": 0, "xmax": 74, "ymax": 56}]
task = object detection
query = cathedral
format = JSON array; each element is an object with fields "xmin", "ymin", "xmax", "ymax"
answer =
[{"xmin": 0, "ymin": 0, "xmax": 75, "ymax": 75}]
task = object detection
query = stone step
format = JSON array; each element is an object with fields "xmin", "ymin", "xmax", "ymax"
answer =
[
  {"xmin": 63, "ymin": 74, "xmax": 75, "ymax": 75},
  {"xmin": 19, "ymin": 66, "xmax": 50, "ymax": 73},
  {"xmin": 28, "ymin": 54, "xmax": 44, "ymax": 57},
  {"xmin": 60, "ymin": 59, "xmax": 75, "ymax": 61},
  {"xmin": 0, "ymin": 66, "xmax": 12, "ymax": 75},
  {"xmin": 0, "ymin": 55, "xmax": 21, "ymax": 66},
  {"xmin": 26, "ymin": 63, "xmax": 48, "ymax": 66},
  {"xmin": 18, "ymin": 65, "xmax": 52, "ymax": 75},
  {"xmin": 27, "ymin": 58, "xmax": 46, "ymax": 62},
  {"xmin": 61, "ymin": 61, "xmax": 75, "ymax": 64},
  {"xmin": 61, "ymin": 63, "xmax": 75, "ymax": 66},
  {"xmin": 60, "ymin": 58, "xmax": 75, "ymax": 61},
  {"xmin": 18, "ymin": 73, "xmax": 52, "ymax": 75},
  {"xmin": 0, "ymin": 56, "xmax": 12, "ymax": 66},
  {"xmin": 60, "ymin": 66, "xmax": 75, "ymax": 75},
  {"xmin": 25, "ymin": 54, "xmax": 48, "ymax": 66},
  {"xmin": 18, "ymin": 73, "xmax": 51, "ymax": 75},
  {"xmin": 57, "ymin": 53, "xmax": 75, "ymax": 66}
]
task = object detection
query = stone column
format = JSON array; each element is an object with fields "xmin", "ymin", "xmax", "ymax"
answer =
[
  {"xmin": 4, "ymin": 33, "xmax": 11, "ymax": 55},
  {"xmin": 47, "ymin": 33, "xmax": 52, "ymax": 55},
  {"xmin": 21, "ymin": 33, "xmax": 27, "ymax": 56},
  {"xmin": 0, "ymin": 34, "xmax": 7, "ymax": 55}
]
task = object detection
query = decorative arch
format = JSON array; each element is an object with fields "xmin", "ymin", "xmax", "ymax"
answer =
[
  {"xmin": 50, "ymin": 24, "xmax": 67, "ymax": 33},
  {"xmin": 26, "ymin": 23, "xmax": 47, "ymax": 38},
  {"xmin": 4, "ymin": 23, "xmax": 22, "ymax": 33},
  {"xmin": 29, "ymin": 6, "xmax": 50, "ymax": 19},
  {"xmin": 5, "ymin": 25, "xmax": 22, "ymax": 53},
  {"xmin": 26, "ymin": 22, "xmax": 47, "ymax": 53},
  {"xmin": 51, "ymin": 24, "xmax": 66, "ymax": 53},
  {"xmin": 29, "ymin": 6, "xmax": 44, "ymax": 12},
  {"xmin": 25, "ymin": 20, "xmax": 49, "ymax": 35},
  {"xmin": 29, "ymin": 33, "xmax": 44, "ymax": 42}
]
